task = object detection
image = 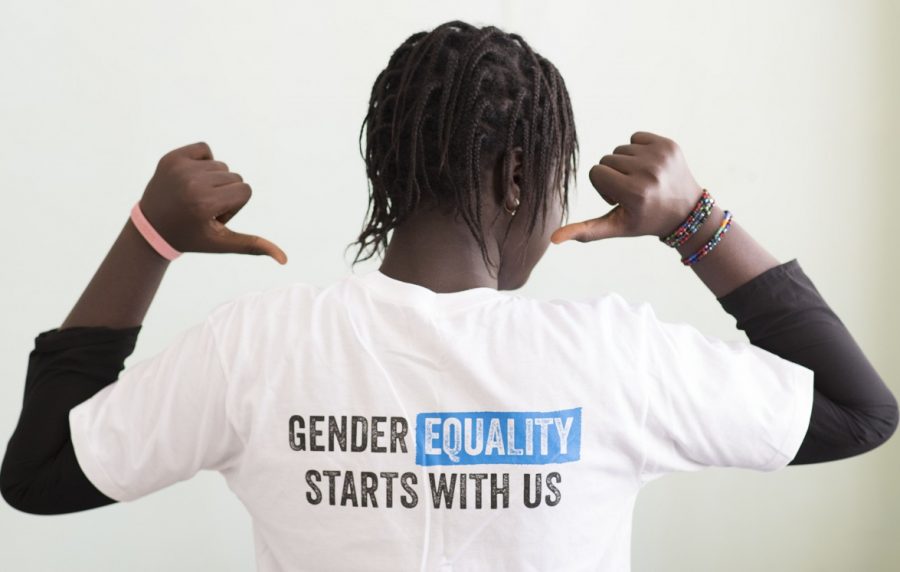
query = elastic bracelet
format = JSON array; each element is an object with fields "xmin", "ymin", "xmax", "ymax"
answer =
[
  {"xmin": 660, "ymin": 189, "xmax": 715, "ymax": 248},
  {"xmin": 681, "ymin": 210, "xmax": 733, "ymax": 266},
  {"xmin": 129, "ymin": 201, "xmax": 182, "ymax": 261}
]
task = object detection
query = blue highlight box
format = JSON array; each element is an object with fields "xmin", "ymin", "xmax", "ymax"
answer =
[{"xmin": 414, "ymin": 407, "xmax": 582, "ymax": 466}]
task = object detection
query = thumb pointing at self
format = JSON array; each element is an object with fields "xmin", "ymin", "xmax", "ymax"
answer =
[
  {"xmin": 140, "ymin": 141, "xmax": 290, "ymax": 265},
  {"xmin": 552, "ymin": 131, "xmax": 712, "ymax": 245},
  {"xmin": 214, "ymin": 225, "xmax": 288, "ymax": 265},
  {"xmin": 551, "ymin": 205, "xmax": 628, "ymax": 244}
]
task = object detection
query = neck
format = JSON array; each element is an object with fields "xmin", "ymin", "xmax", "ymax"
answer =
[{"xmin": 377, "ymin": 209, "xmax": 501, "ymax": 293}]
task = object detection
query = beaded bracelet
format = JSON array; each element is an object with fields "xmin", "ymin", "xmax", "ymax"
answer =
[
  {"xmin": 660, "ymin": 189, "xmax": 715, "ymax": 248},
  {"xmin": 681, "ymin": 210, "xmax": 733, "ymax": 266}
]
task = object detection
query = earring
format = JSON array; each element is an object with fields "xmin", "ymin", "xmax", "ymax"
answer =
[{"xmin": 504, "ymin": 197, "xmax": 520, "ymax": 216}]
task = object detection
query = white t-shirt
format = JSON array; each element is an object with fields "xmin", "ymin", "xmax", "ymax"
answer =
[{"xmin": 69, "ymin": 268, "xmax": 814, "ymax": 571}]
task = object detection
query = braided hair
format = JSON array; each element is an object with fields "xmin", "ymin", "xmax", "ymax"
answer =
[{"xmin": 345, "ymin": 20, "xmax": 579, "ymax": 274}]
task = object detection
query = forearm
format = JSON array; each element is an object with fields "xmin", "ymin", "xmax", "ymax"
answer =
[
  {"xmin": 2, "ymin": 142, "xmax": 276, "ymax": 514},
  {"xmin": 673, "ymin": 205, "xmax": 897, "ymax": 461},
  {"xmin": 715, "ymin": 259, "xmax": 897, "ymax": 462},
  {"xmin": 1, "ymin": 326, "xmax": 140, "ymax": 513},
  {"xmin": 673, "ymin": 203, "xmax": 781, "ymax": 298},
  {"xmin": 61, "ymin": 216, "xmax": 170, "ymax": 329},
  {"xmin": 1, "ymin": 217, "xmax": 168, "ymax": 513}
]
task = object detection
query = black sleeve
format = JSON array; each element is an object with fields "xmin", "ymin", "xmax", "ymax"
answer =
[
  {"xmin": 0, "ymin": 325, "xmax": 141, "ymax": 514},
  {"xmin": 716, "ymin": 258, "xmax": 898, "ymax": 465}
]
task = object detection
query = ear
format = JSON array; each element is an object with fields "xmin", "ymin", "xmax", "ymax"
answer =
[{"xmin": 500, "ymin": 146, "xmax": 524, "ymax": 207}]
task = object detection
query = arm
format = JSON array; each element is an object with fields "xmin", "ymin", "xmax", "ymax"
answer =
[
  {"xmin": 553, "ymin": 131, "xmax": 898, "ymax": 464},
  {"xmin": 715, "ymin": 258, "xmax": 897, "ymax": 463},
  {"xmin": 59, "ymin": 216, "xmax": 169, "ymax": 330},
  {"xmin": 673, "ymin": 202, "xmax": 778, "ymax": 298},
  {"xmin": 677, "ymin": 202, "xmax": 898, "ymax": 462},
  {"xmin": 1, "ymin": 142, "xmax": 285, "ymax": 514},
  {"xmin": 0, "ymin": 217, "xmax": 169, "ymax": 514}
]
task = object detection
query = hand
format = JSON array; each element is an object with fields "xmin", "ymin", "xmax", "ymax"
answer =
[
  {"xmin": 138, "ymin": 142, "xmax": 288, "ymax": 264},
  {"xmin": 551, "ymin": 131, "xmax": 705, "ymax": 244}
]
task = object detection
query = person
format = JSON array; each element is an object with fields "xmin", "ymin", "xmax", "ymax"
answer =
[{"xmin": 1, "ymin": 19, "xmax": 896, "ymax": 572}]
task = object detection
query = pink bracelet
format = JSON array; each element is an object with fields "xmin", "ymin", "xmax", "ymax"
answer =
[{"xmin": 130, "ymin": 201, "xmax": 182, "ymax": 261}]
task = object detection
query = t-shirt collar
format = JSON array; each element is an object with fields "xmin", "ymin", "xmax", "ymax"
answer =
[{"xmin": 353, "ymin": 268, "xmax": 506, "ymax": 312}]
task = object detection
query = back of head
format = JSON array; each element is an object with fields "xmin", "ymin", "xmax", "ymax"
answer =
[{"xmin": 348, "ymin": 20, "xmax": 579, "ymax": 270}]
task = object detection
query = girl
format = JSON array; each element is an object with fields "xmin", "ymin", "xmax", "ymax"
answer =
[{"xmin": 2, "ymin": 19, "xmax": 896, "ymax": 572}]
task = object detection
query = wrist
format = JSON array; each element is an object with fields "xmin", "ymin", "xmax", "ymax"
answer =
[
  {"xmin": 674, "ymin": 203, "xmax": 727, "ymax": 259},
  {"xmin": 125, "ymin": 216, "xmax": 175, "ymax": 265},
  {"xmin": 130, "ymin": 200, "xmax": 182, "ymax": 261}
]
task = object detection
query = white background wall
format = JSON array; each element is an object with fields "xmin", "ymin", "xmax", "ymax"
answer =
[{"xmin": 1, "ymin": 0, "xmax": 897, "ymax": 570}]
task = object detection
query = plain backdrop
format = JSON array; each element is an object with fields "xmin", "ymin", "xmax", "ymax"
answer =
[{"xmin": 1, "ymin": 1, "xmax": 897, "ymax": 570}]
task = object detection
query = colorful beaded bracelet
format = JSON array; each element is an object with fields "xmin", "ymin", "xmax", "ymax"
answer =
[
  {"xmin": 660, "ymin": 189, "xmax": 715, "ymax": 248},
  {"xmin": 681, "ymin": 210, "xmax": 734, "ymax": 266}
]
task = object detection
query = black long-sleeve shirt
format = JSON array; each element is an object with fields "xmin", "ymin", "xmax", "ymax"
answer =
[{"xmin": 1, "ymin": 259, "xmax": 897, "ymax": 514}]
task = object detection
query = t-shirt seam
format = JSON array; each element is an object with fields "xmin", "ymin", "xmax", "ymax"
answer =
[
  {"xmin": 351, "ymin": 272, "xmax": 515, "ymax": 316},
  {"xmin": 361, "ymin": 293, "xmax": 513, "ymax": 317}
]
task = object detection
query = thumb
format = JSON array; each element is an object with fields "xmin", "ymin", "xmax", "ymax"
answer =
[
  {"xmin": 217, "ymin": 228, "xmax": 289, "ymax": 265},
  {"xmin": 551, "ymin": 205, "xmax": 627, "ymax": 244}
]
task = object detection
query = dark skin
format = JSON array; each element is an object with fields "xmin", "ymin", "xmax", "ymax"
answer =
[
  {"xmin": 61, "ymin": 142, "xmax": 286, "ymax": 330},
  {"xmin": 61, "ymin": 131, "xmax": 778, "ymax": 331},
  {"xmin": 380, "ymin": 130, "xmax": 780, "ymax": 297},
  {"xmin": 379, "ymin": 146, "xmax": 558, "ymax": 293}
]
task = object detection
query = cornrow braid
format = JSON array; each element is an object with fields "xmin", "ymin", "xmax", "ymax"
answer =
[{"xmin": 345, "ymin": 20, "xmax": 579, "ymax": 274}]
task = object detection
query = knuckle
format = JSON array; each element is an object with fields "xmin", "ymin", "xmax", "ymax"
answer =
[
  {"xmin": 157, "ymin": 152, "xmax": 175, "ymax": 169},
  {"xmin": 644, "ymin": 164, "xmax": 661, "ymax": 183},
  {"xmin": 185, "ymin": 176, "xmax": 203, "ymax": 192},
  {"xmin": 169, "ymin": 162, "xmax": 189, "ymax": 180},
  {"xmin": 658, "ymin": 138, "xmax": 679, "ymax": 158},
  {"xmin": 632, "ymin": 187, "xmax": 649, "ymax": 205},
  {"xmin": 168, "ymin": 156, "xmax": 189, "ymax": 172},
  {"xmin": 622, "ymin": 178, "xmax": 641, "ymax": 193},
  {"xmin": 646, "ymin": 144, "xmax": 666, "ymax": 159}
]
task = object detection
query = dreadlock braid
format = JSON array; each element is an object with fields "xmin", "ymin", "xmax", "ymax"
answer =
[{"xmin": 346, "ymin": 20, "xmax": 579, "ymax": 273}]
